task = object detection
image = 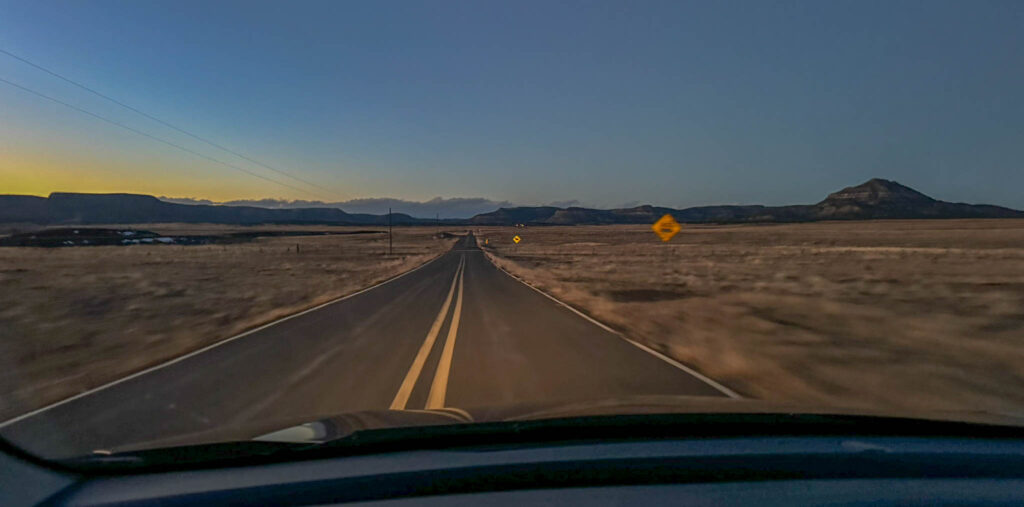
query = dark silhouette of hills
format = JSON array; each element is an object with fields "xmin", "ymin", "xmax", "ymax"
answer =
[
  {"xmin": 1, "ymin": 179, "xmax": 1021, "ymax": 227},
  {"xmin": 0, "ymin": 192, "xmax": 423, "ymax": 226},
  {"xmin": 470, "ymin": 179, "xmax": 1024, "ymax": 225}
]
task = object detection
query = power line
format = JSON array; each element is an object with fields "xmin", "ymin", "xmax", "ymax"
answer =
[
  {"xmin": 0, "ymin": 47, "xmax": 334, "ymax": 196},
  {"xmin": 0, "ymin": 75, "xmax": 325, "ymax": 198}
]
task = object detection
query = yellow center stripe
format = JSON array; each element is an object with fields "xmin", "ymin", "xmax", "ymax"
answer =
[
  {"xmin": 389, "ymin": 256, "xmax": 464, "ymax": 410},
  {"xmin": 426, "ymin": 256, "xmax": 466, "ymax": 409}
]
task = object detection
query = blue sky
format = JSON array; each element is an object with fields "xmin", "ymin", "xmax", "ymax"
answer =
[{"xmin": 1, "ymin": 0, "xmax": 1022, "ymax": 210}]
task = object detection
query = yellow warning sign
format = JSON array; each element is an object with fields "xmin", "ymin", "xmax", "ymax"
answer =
[
  {"xmin": 513, "ymin": 235, "xmax": 522, "ymax": 244},
  {"xmin": 652, "ymin": 214, "xmax": 681, "ymax": 242}
]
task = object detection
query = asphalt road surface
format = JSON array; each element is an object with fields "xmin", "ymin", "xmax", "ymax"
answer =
[{"xmin": 1, "ymin": 233, "xmax": 730, "ymax": 459}]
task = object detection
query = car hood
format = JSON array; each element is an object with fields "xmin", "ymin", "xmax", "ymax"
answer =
[{"xmin": 110, "ymin": 395, "xmax": 1024, "ymax": 451}]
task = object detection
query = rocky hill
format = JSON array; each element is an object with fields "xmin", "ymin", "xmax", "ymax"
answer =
[{"xmin": 469, "ymin": 179, "xmax": 1024, "ymax": 225}]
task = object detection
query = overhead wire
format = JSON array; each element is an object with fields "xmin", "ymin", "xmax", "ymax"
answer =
[
  {"xmin": 0, "ymin": 47, "xmax": 335, "ymax": 198},
  {"xmin": 0, "ymin": 75, "xmax": 324, "ymax": 199}
]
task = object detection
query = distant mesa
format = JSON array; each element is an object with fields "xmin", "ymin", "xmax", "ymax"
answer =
[
  {"xmin": 0, "ymin": 192, "xmax": 422, "ymax": 226},
  {"xmin": 0, "ymin": 179, "xmax": 1021, "ymax": 227}
]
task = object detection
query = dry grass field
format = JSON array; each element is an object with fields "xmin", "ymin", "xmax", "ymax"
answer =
[
  {"xmin": 478, "ymin": 220, "xmax": 1024, "ymax": 418},
  {"xmin": 0, "ymin": 225, "xmax": 457, "ymax": 420}
]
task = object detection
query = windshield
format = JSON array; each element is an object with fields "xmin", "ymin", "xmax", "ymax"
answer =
[{"xmin": 2, "ymin": 1, "xmax": 1023, "ymax": 465}]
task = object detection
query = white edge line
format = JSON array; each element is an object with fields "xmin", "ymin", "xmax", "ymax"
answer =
[
  {"xmin": 0, "ymin": 252, "xmax": 449, "ymax": 429},
  {"xmin": 482, "ymin": 252, "xmax": 743, "ymax": 400}
]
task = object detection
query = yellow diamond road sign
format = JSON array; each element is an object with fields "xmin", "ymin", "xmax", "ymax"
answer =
[
  {"xmin": 512, "ymin": 235, "xmax": 522, "ymax": 244},
  {"xmin": 652, "ymin": 214, "xmax": 681, "ymax": 242}
]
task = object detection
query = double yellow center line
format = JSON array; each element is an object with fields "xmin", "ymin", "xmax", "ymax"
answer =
[{"xmin": 390, "ymin": 255, "xmax": 466, "ymax": 410}]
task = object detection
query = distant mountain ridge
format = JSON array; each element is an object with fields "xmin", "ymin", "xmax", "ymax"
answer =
[
  {"xmin": 469, "ymin": 179, "xmax": 1024, "ymax": 225},
  {"xmin": 1, "ymin": 179, "xmax": 1021, "ymax": 226},
  {"xmin": 159, "ymin": 196, "xmax": 514, "ymax": 219}
]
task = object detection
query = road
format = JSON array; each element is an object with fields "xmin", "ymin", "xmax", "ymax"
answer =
[{"xmin": 1, "ymin": 233, "xmax": 731, "ymax": 459}]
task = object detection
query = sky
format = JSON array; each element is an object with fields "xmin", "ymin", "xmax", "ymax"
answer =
[{"xmin": 1, "ymin": 0, "xmax": 1022, "ymax": 212}]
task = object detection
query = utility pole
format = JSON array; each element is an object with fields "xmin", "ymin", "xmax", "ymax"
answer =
[
  {"xmin": 388, "ymin": 207, "xmax": 393, "ymax": 256},
  {"xmin": 436, "ymin": 213, "xmax": 440, "ymax": 236}
]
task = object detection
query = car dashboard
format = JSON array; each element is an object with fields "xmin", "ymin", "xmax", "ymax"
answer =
[{"xmin": 8, "ymin": 434, "xmax": 1024, "ymax": 506}]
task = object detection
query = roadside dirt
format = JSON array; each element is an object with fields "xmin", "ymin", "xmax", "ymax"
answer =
[
  {"xmin": 0, "ymin": 225, "xmax": 457, "ymax": 420},
  {"xmin": 477, "ymin": 220, "xmax": 1024, "ymax": 418}
]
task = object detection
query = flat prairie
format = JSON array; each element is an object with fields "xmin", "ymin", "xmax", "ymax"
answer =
[
  {"xmin": 0, "ymin": 225, "xmax": 457, "ymax": 420},
  {"xmin": 477, "ymin": 219, "xmax": 1024, "ymax": 417}
]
